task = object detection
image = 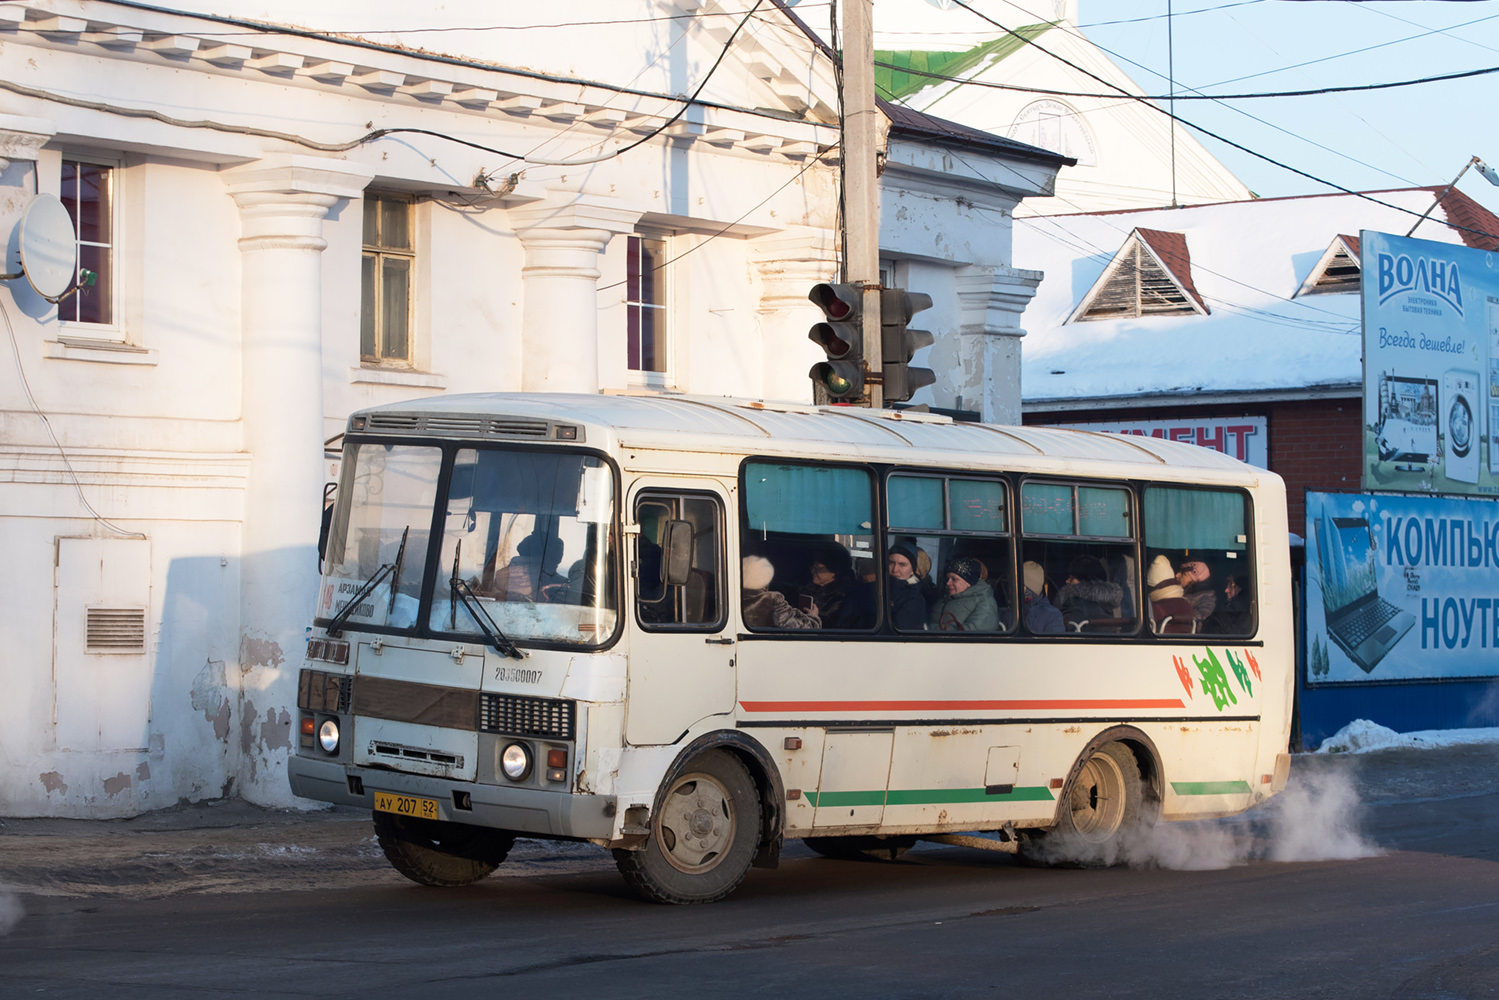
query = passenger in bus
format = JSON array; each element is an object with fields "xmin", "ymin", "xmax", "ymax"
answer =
[
  {"xmin": 1146, "ymin": 555, "xmax": 1197, "ymax": 630},
  {"xmin": 1205, "ymin": 574, "xmax": 1251, "ymax": 634},
  {"xmin": 482, "ymin": 531, "xmax": 565, "ymax": 602},
  {"xmin": 912, "ymin": 546, "xmax": 941, "ymax": 608},
  {"xmin": 927, "ymin": 557, "xmax": 1000, "ymax": 632},
  {"xmin": 799, "ymin": 548, "xmax": 872, "ymax": 628},
  {"xmin": 1058, "ymin": 555, "xmax": 1124, "ymax": 629},
  {"xmin": 1177, "ymin": 559, "xmax": 1218, "ymax": 620},
  {"xmin": 742, "ymin": 555, "xmax": 820, "ymax": 629},
  {"xmin": 1021, "ymin": 560, "xmax": 1063, "ymax": 634},
  {"xmin": 886, "ymin": 541, "xmax": 927, "ymax": 631}
]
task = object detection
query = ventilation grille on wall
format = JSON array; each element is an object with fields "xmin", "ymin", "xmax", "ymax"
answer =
[{"xmin": 85, "ymin": 607, "xmax": 147, "ymax": 653}]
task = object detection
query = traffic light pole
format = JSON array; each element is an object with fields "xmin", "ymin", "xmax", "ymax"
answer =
[{"xmin": 842, "ymin": 0, "xmax": 882, "ymax": 408}]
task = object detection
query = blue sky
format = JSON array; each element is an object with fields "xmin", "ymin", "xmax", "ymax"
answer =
[{"xmin": 1078, "ymin": 0, "xmax": 1499, "ymax": 207}]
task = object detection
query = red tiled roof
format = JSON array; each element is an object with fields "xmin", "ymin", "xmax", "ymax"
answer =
[
  {"xmin": 1435, "ymin": 187, "xmax": 1499, "ymax": 251},
  {"xmin": 1133, "ymin": 228, "xmax": 1207, "ymax": 313},
  {"xmin": 1338, "ymin": 233, "xmax": 1360, "ymax": 256}
]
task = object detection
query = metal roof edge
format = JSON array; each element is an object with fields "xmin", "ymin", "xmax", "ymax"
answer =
[{"xmin": 1022, "ymin": 383, "xmax": 1363, "ymax": 413}]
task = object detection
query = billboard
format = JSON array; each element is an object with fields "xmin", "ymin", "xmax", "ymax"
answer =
[
  {"xmin": 1361, "ymin": 230, "xmax": 1499, "ymax": 496},
  {"xmin": 1306, "ymin": 491, "xmax": 1499, "ymax": 684},
  {"xmin": 1047, "ymin": 417, "xmax": 1268, "ymax": 468}
]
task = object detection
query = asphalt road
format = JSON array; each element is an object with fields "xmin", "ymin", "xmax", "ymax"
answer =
[{"xmin": 2, "ymin": 746, "xmax": 1497, "ymax": 999}]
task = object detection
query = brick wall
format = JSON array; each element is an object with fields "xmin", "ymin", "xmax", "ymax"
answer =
[{"xmin": 1024, "ymin": 396, "xmax": 1364, "ymax": 535}]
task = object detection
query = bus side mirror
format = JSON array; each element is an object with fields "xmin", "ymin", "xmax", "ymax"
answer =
[{"xmin": 663, "ymin": 520, "xmax": 693, "ymax": 587}]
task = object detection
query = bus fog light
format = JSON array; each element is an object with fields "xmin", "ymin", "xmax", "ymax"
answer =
[
  {"xmin": 501, "ymin": 743, "xmax": 532, "ymax": 781},
  {"xmin": 318, "ymin": 719, "xmax": 340, "ymax": 753}
]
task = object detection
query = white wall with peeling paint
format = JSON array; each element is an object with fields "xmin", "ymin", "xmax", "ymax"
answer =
[{"xmin": 0, "ymin": 0, "xmax": 1061, "ymax": 817}]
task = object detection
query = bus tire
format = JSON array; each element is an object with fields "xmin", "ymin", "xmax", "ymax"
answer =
[
  {"xmin": 804, "ymin": 835, "xmax": 916, "ymax": 862},
  {"xmin": 613, "ymin": 749, "xmax": 760, "ymax": 905},
  {"xmin": 1018, "ymin": 741, "xmax": 1142, "ymax": 869},
  {"xmin": 373, "ymin": 812, "xmax": 513, "ymax": 888}
]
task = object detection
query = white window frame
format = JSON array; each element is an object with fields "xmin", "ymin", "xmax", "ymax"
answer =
[
  {"xmin": 56, "ymin": 152, "xmax": 122, "ymax": 337},
  {"xmin": 626, "ymin": 233, "xmax": 672, "ymax": 388}
]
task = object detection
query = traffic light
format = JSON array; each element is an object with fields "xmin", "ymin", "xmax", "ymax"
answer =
[
  {"xmin": 808, "ymin": 282, "xmax": 865, "ymax": 402},
  {"xmin": 880, "ymin": 287, "xmax": 935, "ymax": 403}
]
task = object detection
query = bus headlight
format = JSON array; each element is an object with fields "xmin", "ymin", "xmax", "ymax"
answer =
[
  {"xmin": 501, "ymin": 743, "xmax": 532, "ymax": 781},
  {"xmin": 318, "ymin": 719, "xmax": 340, "ymax": 754}
]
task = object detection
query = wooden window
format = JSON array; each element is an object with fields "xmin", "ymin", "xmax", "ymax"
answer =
[
  {"xmin": 59, "ymin": 158, "xmax": 115, "ymax": 325},
  {"xmin": 1296, "ymin": 235, "xmax": 1361, "ymax": 296},
  {"xmin": 361, "ymin": 194, "xmax": 414, "ymax": 365},
  {"xmin": 1070, "ymin": 230, "xmax": 1207, "ymax": 323},
  {"xmin": 626, "ymin": 235, "xmax": 667, "ymax": 373}
]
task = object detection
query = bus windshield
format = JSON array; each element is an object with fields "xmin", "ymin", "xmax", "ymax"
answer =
[{"xmin": 430, "ymin": 448, "xmax": 617, "ymax": 645}]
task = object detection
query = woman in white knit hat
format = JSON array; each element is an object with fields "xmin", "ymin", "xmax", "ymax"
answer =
[
  {"xmin": 741, "ymin": 555, "xmax": 820, "ymax": 629},
  {"xmin": 1146, "ymin": 555, "xmax": 1197, "ymax": 631},
  {"xmin": 1021, "ymin": 560, "xmax": 1063, "ymax": 634}
]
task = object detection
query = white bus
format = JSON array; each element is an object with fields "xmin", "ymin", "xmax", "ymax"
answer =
[{"xmin": 290, "ymin": 393, "xmax": 1292, "ymax": 903}]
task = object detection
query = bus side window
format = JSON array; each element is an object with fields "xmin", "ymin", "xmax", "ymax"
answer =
[
  {"xmin": 635, "ymin": 493, "xmax": 724, "ymax": 630},
  {"xmin": 1020, "ymin": 481, "xmax": 1138, "ymax": 636},
  {"xmin": 1143, "ymin": 487, "xmax": 1254, "ymax": 637},
  {"xmin": 741, "ymin": 461, "xmax": 878, "ymax": 631},
  {"xmin": 887, "ymin": 473, "xmax": 1013, "ymax": 634}
]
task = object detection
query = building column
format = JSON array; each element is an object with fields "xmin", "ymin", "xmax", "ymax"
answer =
[
  {"xmin": 953, "ymin": 264, "xmax": 1044, "ymax": 424},
  {"xmin": 752, "ymin": 227, "xmax": 838, "ymax": 402},
  {"xmin": 509, "ymin": 193, "xmax": 640, "ymax": 393},
  {"xmin": 223, "ymin": 154, "xmax": 373, "ymax": 805}
]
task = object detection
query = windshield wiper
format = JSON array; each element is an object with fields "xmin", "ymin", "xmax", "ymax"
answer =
[
  {"xmin": 449, "ymin": 539, "xmax": 526, "ymax": 660},
  {"xmin": 326, "ymin": 526, "xmax": 411, "ymax": 637}
]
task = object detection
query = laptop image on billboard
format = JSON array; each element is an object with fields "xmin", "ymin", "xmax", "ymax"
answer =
[{"xmin": 1315, "ymin": 514, "xmax": 1415, "ymax": 673}]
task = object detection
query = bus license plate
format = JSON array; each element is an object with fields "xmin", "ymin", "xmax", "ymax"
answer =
[{"xmin": 374, "ymin": 791, "xmax": 439, "ymax": 821}]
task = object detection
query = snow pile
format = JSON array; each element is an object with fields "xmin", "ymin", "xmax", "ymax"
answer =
[{"xmin": 1317, "ymin": 719, "xmax": 1499, "ymax": 754}]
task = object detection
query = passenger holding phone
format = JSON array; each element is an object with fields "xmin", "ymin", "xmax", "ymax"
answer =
[{"xmin": 742, "ymin": 556, "xmax": 820, "ymax": 629}]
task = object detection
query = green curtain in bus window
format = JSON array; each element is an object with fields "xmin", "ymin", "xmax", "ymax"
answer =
[
  {"xmin": 745, "ymin": 462, "xmax": 874, "ymax": 536},
  {"xmin": 1078, "ymin": 486, "xmax": 1131, "ymax": 538},
  {"xmin": 887, "ymin": 475, "xmax": 943, "ymax": 530},
  {"xmin": 1021, "ymin": 482, "xmax": 1073, "ymax": 535},
  {"xmin": 1145, "ymin": 488, "xmax": 1246, "ymax": 550},
  {"xmin": 950, "ymin": 479, "xmax": 1006, "ymax": 532}
]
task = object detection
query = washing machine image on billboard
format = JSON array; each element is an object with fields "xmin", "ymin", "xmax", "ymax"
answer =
[
  {"xmin": 1443, "ymin": 369, "xmax": 1479, "ymax": 484},
  {"xmin": 1489, "ymin": 298, "xmax": 1499, "ymax": 474}
]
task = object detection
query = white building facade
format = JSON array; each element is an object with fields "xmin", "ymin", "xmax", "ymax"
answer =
[{"xmin": 0, "ymin": 0, "xmax": 1066, "ymax": 816}]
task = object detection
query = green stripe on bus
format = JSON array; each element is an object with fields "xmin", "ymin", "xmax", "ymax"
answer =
[
  {"xmin": 1171, "ymin": 780, "xmax": 1253, "ymax": 796},
  {"xmin": 805, "ymin": 786, "xmax": 1055, "ymax": 807}
]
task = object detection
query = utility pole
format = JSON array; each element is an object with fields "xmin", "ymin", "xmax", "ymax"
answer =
[{"xmin": 842, "ymin": 0, "xmax": 882, "ymax": 408}]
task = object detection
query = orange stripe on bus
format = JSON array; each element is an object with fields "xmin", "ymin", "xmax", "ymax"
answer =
[{"xmin": 737, "ymin": 699, "xmax": 1186, "ymax": 712}]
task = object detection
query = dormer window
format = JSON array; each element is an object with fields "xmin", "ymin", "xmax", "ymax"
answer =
[
  {"xmin": 1296, "ymin": 234, "xmax": 1361, "ymax": 296},
  {"xmin": 1068, "ymin": 228, "xmax": 1208, "ymax": 322}
]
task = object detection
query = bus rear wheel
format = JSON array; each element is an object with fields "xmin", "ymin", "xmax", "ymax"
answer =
[
  {"xmin": 805, "ymin": 835, "xmax": 916, "ymax": 862},
  {"xmin": 373, "ymin": 812, "xmax": 514, "ymax": 887},
  {"xmin": 1019, "ymin": 741, "xmax": 1143, "ymax": 869},
  {"xmin": 613, "ymin": 750, "xmax": 760, "ymax": 905}
]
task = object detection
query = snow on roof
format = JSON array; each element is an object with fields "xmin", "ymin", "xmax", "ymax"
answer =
[{"xmin": 1017, "ymin": 187, "xmax": 1499, "ymax": 404}]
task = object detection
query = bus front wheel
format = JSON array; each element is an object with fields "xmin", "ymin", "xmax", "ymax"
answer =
[
  {"xmin": 613, "ymin": 749, "xmax": 761, "ymax": 904},
  {"xmin": 1018, "ymin": 741, "xmax": 1143, "ymax": 869},
  {"xmin": 373, "ymin": 812, "xmax": 514, "ymax": 887}
]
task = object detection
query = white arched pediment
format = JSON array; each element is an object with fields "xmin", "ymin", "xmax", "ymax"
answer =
[{"xmin": 1006, "ymin": 99, "xmax": 1096, "ymax": 167}]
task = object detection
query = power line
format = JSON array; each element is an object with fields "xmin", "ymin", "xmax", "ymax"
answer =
[
  {"xmin": 939, "ymin": 0, "xmax": 1499, "ymax": 245},
  {"xmin": 872, "ymin": 56, "xmax": 1499, "ymax": 102}
]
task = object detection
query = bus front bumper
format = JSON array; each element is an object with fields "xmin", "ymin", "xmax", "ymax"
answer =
[{"xmin": 288, "ymin": 753, "xmax": 618, "ymax": 842}]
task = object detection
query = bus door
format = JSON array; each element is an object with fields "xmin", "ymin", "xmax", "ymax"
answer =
[{"xmin": 625, "ymin": 486, "xmax": 735, "ymax": 745}]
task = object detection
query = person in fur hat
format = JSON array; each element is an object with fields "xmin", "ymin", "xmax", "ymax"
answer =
[
  {"xmin": 927, "ymin": 556, "xmax": 1000, "ymax": 631},
  {"xmin": 1021, "ymin": 560, "xmax": 1063, "ymax": 635},
  {"xmin": 886, "ymin": 541, "xmax": 927, "ymax": 631},
  {"xmin": 741, "ymin": 555, "xmax": 820, "ymax": 629},
  {"xmin": 1146, "ymin": 554, "xmax": 1197, "ymax": 630},
  {"xmin": 1057, "ymin": 555, "xmax": 1123, "ymax": 630}
]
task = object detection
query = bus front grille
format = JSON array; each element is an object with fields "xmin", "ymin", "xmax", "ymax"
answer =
[{"xmin": 479, "ymin": 694, "xmax": 576, "ymax": 740}]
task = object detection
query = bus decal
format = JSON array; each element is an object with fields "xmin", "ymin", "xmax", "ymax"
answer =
[
  {"xmin": 805, "ymin": 786, "xmax": 1056, "ymax": 807},
  {"xmin": 1225, "ymin": 650, "xmax": 1254, "ymax": 697},
  {"xmin": 1193, "ymin": 649, "xmax": 1240, "ymax": 711},
  {"xmin": 1244, "ymin": 649, "xmax": 1262, "ymax": 682},
  {"xmin": 738, "ymin": 698, "xmax": 1186, "ymax": 713},
  {"xmin": 1173, "ymin": 655, "xmax": 1194, "ymax": 697}
]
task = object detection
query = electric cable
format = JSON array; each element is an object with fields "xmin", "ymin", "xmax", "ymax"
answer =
[{"xmin": 938, "ymin": 0, "xmax": 1499, "ymax": 245}]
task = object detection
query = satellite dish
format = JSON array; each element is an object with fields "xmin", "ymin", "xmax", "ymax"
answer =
[{"xmin": 17, "ymin": 194, "xmax": 77, "ymax": 301}]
